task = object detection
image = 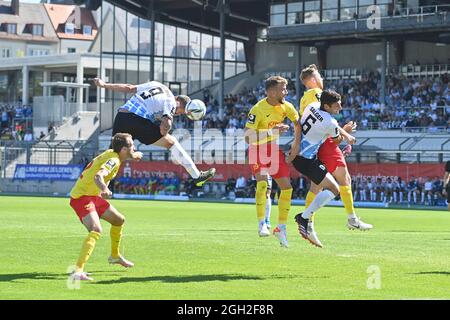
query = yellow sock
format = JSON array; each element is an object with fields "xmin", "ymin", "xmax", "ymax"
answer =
[
  {"xmin": 305, "ymin": 191, "xmax": 317, "ymax": 222},
  {"xmin": 278, "ymin": 188, "xmax": 292, "ymax": 225},
  {"xmin": 110, "ymin": 225, "xmax": 123, "ymax": 259},
  {"xmin": 76, "ymin": 231, "xmax": 101, "ymax": 273},
  {"xmin": 256, "ymin": 181, "xmax": 268, "ymax": 221},
  {"xmin": 339, "ymin": 185, "xmax": 355, "ymax": 215}
]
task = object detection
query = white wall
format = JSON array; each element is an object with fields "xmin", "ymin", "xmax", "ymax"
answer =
[
  {"xmin": 0, "ymin": 39, "xmax": 57, "ymax": 58},
  {"xmin": 60, "ymin": 39, "xmax": 93, "ymax": 54}
]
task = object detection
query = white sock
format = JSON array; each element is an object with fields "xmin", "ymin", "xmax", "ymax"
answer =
[
  {"xmin": 265, "ymin": 196, "xmax": 271, "ymax": 222},
  {"xmin": 302, "ymin": 189, "xmax": 335, "ymax": 219},
  {"xmin": 258, "ymin": 219, "xmax": 265, "ymax": 228},
  {"xmin": 169, "ymin": 141, "xmax": 200, "ymax": 179},
  {"xmin": 348, "ymin": 213, "xmax": 357, "ymax": 219}
]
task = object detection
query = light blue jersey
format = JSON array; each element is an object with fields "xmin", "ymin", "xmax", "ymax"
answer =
[
  {"xmin": 299, "ymin": 102, "xmax": 339, "ymax": 159},
  {"xmin": 120, "ymin": 81, "xmax": 176, "ymax": 123}
]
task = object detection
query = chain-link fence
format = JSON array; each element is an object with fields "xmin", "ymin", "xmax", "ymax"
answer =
[{"xmin": 0, "ymin": 140, "xmax": 98, "ymax": 179}]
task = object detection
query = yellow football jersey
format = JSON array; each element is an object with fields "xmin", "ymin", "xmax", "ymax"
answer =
[
  {"xmin": 300, "ymin": 88, "xmax": 322, "ymax": 115},
  {"xmin": 70, "ymin": 150, "xmax": 121, "ymax": 199},
  {"xmin": 246, "ymin": 98, "xmax": 299, "ymax": 145}
]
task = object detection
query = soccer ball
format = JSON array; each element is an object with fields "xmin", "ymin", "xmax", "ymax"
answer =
[{"xmin": 185, "ymin": 99, "xmax": 206, "ymax": 121}]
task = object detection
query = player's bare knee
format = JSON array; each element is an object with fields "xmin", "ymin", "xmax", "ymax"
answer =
[
  {"xmin": 90, "ymin": 225, "xmax": 102, "ymax": 234},
  {"xmin": 325, "ymin": 178, "xmax": 340, "ymax": 195},
  {"xmin": 166, "ymin": 135, "xmax": 177, "ymax": 147}
]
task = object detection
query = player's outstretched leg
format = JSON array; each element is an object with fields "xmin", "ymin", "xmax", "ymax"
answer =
[
  {"xmin": 193, "ymin": 168, "xmax": 216, "ymax": 187},
  {"xmin": 294, "ymin": 213, "xmax": 322, "ymax": 248}
]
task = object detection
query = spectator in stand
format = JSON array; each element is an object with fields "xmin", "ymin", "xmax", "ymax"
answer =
[
  {"xmin": 384, "ymin": 177, "xmax": 394, "ymax": 203},
  {"xmin": 165, "ymin": 173, "xmax": 180, "ymax": 194},
  {"xmin": 367, "ymin": 177, "xmax": 375, "ymax": 201},
  {"xmin": 235, "ymin": 174, "xmax": 247, "ymax": 197},
  {"xmin": 226, "ymin": 176, "xmax": 236, "ymax": 198},
  {"xmin": 23, "ymin": 130, "xmax": 33, "ymax": 142},
  {"xmin": 422, "ymin": 177, "xmax": 434, "ymax": 205},
  {"xmin": 407, "ymin": 176, "xmax": 419, "ymax": 205}
]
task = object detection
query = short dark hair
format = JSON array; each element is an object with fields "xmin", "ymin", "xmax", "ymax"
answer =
[
  {"xmin": 320, "ymin": 90, "xmax": 341, "ymax": 110},
  {"xmin": 265, "ymin": 76, "xmax": 288, "ymax": 91},
  {"xmin": 112, "ymin": 133, "xmax": 132, "ymax": 153},
  {"xmin": 175, "ymin": 95, "xmax": 191, "ymax": 108},
  {"xmin": 300, "ymin": 64, "xmax": 319, "ymax": 82}
]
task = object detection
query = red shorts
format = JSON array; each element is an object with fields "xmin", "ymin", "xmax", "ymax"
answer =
[
  {"xmin": 248, "ymin": 143, "xmax": 290, "ymax": 179},
  {"xmin": 70, "ymin": 196, "xmax": 110, "ymax": 222},
  {"xmin": 317, "ymin": 138, "xmax": 347, "ymax": 173}
]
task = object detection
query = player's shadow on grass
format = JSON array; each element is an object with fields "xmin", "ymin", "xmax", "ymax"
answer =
[
  {"xmin": 96, "ymin": 274, "xmax": 288, "ymax": 285},
  {"xmin": 412, "ymin": 271, "xmax": 450, "ymax": 276},
  {"xmin": 0, "ymin": 272, "xmax": 66, "ymax": 282},
  {"xmin": 0, "ymin": 270, "xmax": 127, "ymax": 282}
]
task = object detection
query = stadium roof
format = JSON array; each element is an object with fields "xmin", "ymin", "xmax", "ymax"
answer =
[
  {"xmin": 104, "ymin": 0, "xmax": 269, "ymax": 41},
  {"xmin": 85, "ymin": 0, "xmax": 450, "ymax": 44}
]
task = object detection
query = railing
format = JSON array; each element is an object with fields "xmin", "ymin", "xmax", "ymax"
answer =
[
  {"xmin": 390, "ymin": 64, "xmax": 450, "ymax": 77},
  {"xmin": 392, "ymin": 5, "xmax": 450, "ymax": 17},
  {"xmin": 401, "ymin": 127, "xmax": 450, "ymax": 134},
  {"xmin": 0, "ymin": 140, "xmax": 98, "ymax": 178}
]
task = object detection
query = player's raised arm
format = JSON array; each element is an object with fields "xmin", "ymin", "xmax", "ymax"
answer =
[
  {"xmin": 287, "ymin": 119, "xmax": 301, "ymax": 163},
  {"xmin": 93, "ymin": 77, "xmax": 137, "ymax": 94}
]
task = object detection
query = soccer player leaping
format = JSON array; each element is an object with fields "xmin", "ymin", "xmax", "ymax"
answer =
[
  {"xmin": 292, "ymin": 90, "xmax": 356, "ymax": 248},
  {"xmin": 94, "ymin": 78, "xmax": 215, "ymax": 187},
  {"xmin": 299, "ymin": 65, "xmax": 372, "ymax": 231},
  {"xmin": 245, "ymin": 76, "xmax": 302, "ymax": 248},
  {"xmin": 69, "ymin": 133, "xmax": 142, "ymax": 281}
]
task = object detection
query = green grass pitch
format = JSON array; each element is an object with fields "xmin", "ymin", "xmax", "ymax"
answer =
[{"xmin": 0, "ymin": 196, "xmax": 449, "ymax": 300}]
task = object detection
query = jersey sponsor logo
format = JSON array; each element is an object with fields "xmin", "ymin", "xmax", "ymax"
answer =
[
  {"xmin": 268, "ymin": 121, "xmax": 281, "ymax": 129},
  {"xmin": 104, "ymin": 159, "xmax": 117, "ymax": 171},
  {"xmin": 247, "ymin": 114, "xmax": 256, "ymax": 124},
  {"xmin": 84, "ymin": 203, "xmax": 95, "ymax": 211}
]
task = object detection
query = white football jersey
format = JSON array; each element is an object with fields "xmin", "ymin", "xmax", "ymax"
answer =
[
  {"xmin": 299, "ymin": 101, "xmax": 340, "ymax": 159},
  {"xmin": 120, "ymin": 81, "xmax": 176, "ymax": 123}
]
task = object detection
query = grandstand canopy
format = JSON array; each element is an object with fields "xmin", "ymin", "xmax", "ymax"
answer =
[
  {"xmin": 97, "ymin": 0, "xmax": 450, "ymax": 45},
  {"xmin": 104, "ymin": 0, "xmax": 270, "ymax": 40}
]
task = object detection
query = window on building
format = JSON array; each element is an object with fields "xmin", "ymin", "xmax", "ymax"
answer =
[
  {"xmin": 65, "ymin": 23, "xmax": 75, "ymax": 34},
  {"xmin": 304, "ymin": 0, "xmax": 320, "ymax": 24},
  {"xmin": 322, "ymin": 0, "xmax": 338, "ymax": 22},
  {"xmin": 30, "ymin": 49, "xmax": 50, "ymax": 56},
  {"xmin": 358, "ymin": 0, "xmax": 376, "ymax": 19},
  {"xmin": 83, "ymin": 25, "xmax": 92, "ymax": 35},
  {"xmin": 68, "ymin": 48, "xmax": 76, "ymax": 53},
  {"xmin": 287, "ymin": 2, "xmax": 303, "ymax": 25},
  {"xmin": 377, "ymin": 0, "xmax": 392, "ymax": 16},
  {"xmin": 340, "ymin": 0, "xmax": 357, "ymax": 20},
  {"xmin": 32, "ymin": 24, "xmax": 43, "ymax": 36},
  {"xmin": 270, "ymin": 3, "xmax": 286, "ymax": 25},
  {"xmin": 6, "ymin": 23, "xmax": 17, "ymax": 34},
  {"xmin": 1, "ymin": 48, "xmax": 11, "ymax": 58}
]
